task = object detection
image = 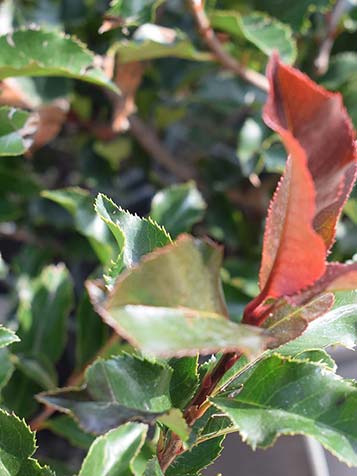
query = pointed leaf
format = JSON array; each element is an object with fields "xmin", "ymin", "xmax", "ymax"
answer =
[
  {"xmin": 78, "ymin": 422, "xmax": 147, "ymax": 476},
  {"xmin": 211, "ymin": 11, "xmax": 296, "ymax": 63},
  {"xmin": 38, "ymin": 353, "xmax": 172, "ymax": 434},
  {"xmin": 169, "ymin": 356, "xmax": 199, "ymax": 409},
  {"xmin": 0, "ymin": 29, "xmax": 118, "ymax": 93},
  {"xmin": 0, "ymin": 326, "xmax": 19, "ymax": 348},
  {"xmin": 101, "ymin": 235, "xmax": 267, "ymax": 357},
  {"xmin": 42, "ymin": 188, "xmax": 114, "ymax": 265},
  {"xmin": 0, "ymin": 408, "xmax": 54, "ymax": 475},
  {"xmin": 264, "ymin": 53, "xmax": 357, "ymax": 251},
  {"xmin": 95, "ymin": 193, "xmax": 171, "ymax": 272},
  {"xmin": 212, "ymin": 354, "xmax": 357, "ymax": 466},
  {"xmin": 244, "ymin": 155, "xmax": 326, "ymax": 323},
  {"xmin": 0, "ymin": 106, "xmax": 37, "ymax": 156},
  {"xmin": 16, "ymin": 264, "xmax": 73, "ymax": 363},
  {"xmin": 150, "ymin": 182, "xmax": 206, "ymax": 237}
]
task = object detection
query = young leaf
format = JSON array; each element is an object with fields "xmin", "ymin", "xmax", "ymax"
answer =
[
  {"xmin": 243, "ymin": 155, "xmax": 326, "ymax": 323},
  {"xmin": 0, "ymin": 408, "xmax": 54, "ymax": 475},
  {"xmin": 212, "ymin": 354, "xmax": 357, "ymax": 466},
  {"xmin": 169, "ymin": 356, "xmax": 199, "ymax": 409},
  {"xmin": 0, "ymin": 29, "xmax": 118, "ymax": 93},
  {"xmin": 101, "ymin": 235, "xmax": 267, "ymax": 357},
  {"xmin": 95, "ymin": 193, "xmax": 171, "ymax": 271},
  {"xmin": 0, "ymin": 106, "xmax": 37, "ymax": 156},
  {"xmin": 150, "ymin": 181, "xmax": 206, "ymax": 237},
  {"xmin": 42, "ymin": 188, "xmax": 115, "ymax": 265},
  {"xmin": 78, "ymin": 422, "xmax": 147, "ymax": 476},
  {"xmin": 211, "ymin": 10, "xmax": 297, "ymax": 64},
  {"xmin": 38, "ymin": 353, "xmax": 173, "ymax": 434},
  {"xmin": 264, "ymin": 53, "xmax": 357, "ymax": 251},
  {"xmin": 16, "ymin": 264, "xmax": 73, "ymax": 363}
]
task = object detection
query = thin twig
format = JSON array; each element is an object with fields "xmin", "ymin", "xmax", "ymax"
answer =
[
  {"xmin": 189, "ymin": 0, "xmax": 269, "ymax": 92},
  {"xmin": 158, "ymin": 352, "xmax": 241, "ymax": 472},
  {"xmin": 314, "ymin": 0, "xmax": 350, "ymax": 75},
  {"xmin": 128, "ymin": 115, "xmax": 194, "ymax": 181}
]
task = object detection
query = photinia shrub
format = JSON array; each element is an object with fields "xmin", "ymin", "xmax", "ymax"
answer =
[{"xmin": 0, "ymin": 1, "xmax": 357, "ymax": 475}]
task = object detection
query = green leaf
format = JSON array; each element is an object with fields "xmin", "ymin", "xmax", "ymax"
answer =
[
  {"xmin": 109, "ymin": 24, "xmax": 211, "ymax": 63},
  {"xmin": 16, "ymin": 263, "xmax": 73, "ymax": 363},
  {"xmin": 0, "ymin": 348, "xmax": 15, "ymax": 394},
  {"xmin": 278, "ymin": 290, "xmax": 357, "ymax": 355},
  {"xmin": 252, "ymin": 0, "xmax": 332, "ymax": 31},
  {"xmin": 0, "ymin": 28, "xmax": 118, "ymax": 93},
  {"xmin": 38, "ymin": 353, "xmax": 173, "ymax": 434},
  {"xmin": 158, "ymin": 408, "xmax": 190, "ymax": 442},
  {"xmin": 212, "ymin": 354, "xmax": 357, "ymax": 466},
  {"xmin": 105, "ymin": 0, "xmax": 164, "ymax": 26},
  {"xmin": 320, "ymin": 52, "xmax": 357, "ymax": 89},
  {"xmin": 169, "ymin": 356, "xmax": 199, "ymax": 409},
  {"xmin": 0, "ymin": 408, "xmax": 54, "ymax": 475},
  {"xmin": 102, "ymin": 235, "xmax": 266, "ymax": 357},
  {"xmin": 43, "ymin": 415, "xmax": 95, "ymax": 450},
  {"xmin": 150, "ymin": 182, "xmax": 206, "ymax": 237},
  {"xmin": 78, "ymin": 422, "xmax": 147, "ymax": 476},
  {"xmin": 42, "ymin": 188, "xmax": 115, "ymax": 264},
  {"xmin": 95, "ymin": 193, "xmax": 171, "ymax": 275},
  {"xmin": 0, "ymin": 106, "xmax": 36, "ymax": 156},
  {"xmin": 166, "ymin": 436, "xmax": 224, "ymax": 476},
  {"xmin": 144, "ymin": 457, "xmax": 164, "ymax": 476},
  {"xmin": 0, "ymin": 325, "xmax": 19, "ymax": 348},
  {"xmin": 12, "ymin": 353, "xmax": 57, "ymax": 390},
  {"xmin": 293, "ymin": 349, "xmax": 336, "ymax": 370},
  {"xmin": 211, "ymin": 11, "xmax": 297, "ymax": 64}
]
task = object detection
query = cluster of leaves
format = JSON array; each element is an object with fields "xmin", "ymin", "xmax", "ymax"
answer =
[{"xmin": 0, "ymin": 0, "xmax": 356, "ymax": 475}]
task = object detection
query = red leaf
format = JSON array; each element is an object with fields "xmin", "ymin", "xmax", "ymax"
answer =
[
  {"xmin": 243, "ymin": 54, "xmax": 356, "ymax": 325},
  {"xmin": 243, "ymin": 156, "xmax": 326, "ymax": 324},
  {"xmin": 264, "ymin": 53, "xmax": 357, "ymax": 250}
]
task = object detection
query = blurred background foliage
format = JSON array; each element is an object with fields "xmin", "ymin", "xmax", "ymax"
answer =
[{"xmin": 0, "ymin": 0, "xmax": 356, "ymax": 472}]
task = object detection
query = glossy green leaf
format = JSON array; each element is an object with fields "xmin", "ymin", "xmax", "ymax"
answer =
[
  {"xmin": 212, "ymin": 354, "xmax": 357, "ymax": 466},
  {"xmin": 103, "ymin": 235, "xmax": 266, "ymax": 357},
  {"xmin": 0, "ymin": 106, "xmax": 36, "ymax": 156},
  {"xmin": 144, "ymin": 457, "xmax": 164, "ymax": 476},
  {"xmin": 0, "ymin": 29, "xmax": 118, "ymax": 93},
  {"xmin": 158, "ymin": 408, "xmax": 190, "ymax": 442},
  {"xmin": 42, "ymin": 188, "xmax": 115, "ymax": 264},
  {"xmin": 110, "ymin": 24, "xmax": 211, "ymax": 63},
  {"xmin": 169, "ymin": 356, "xmax": 199, "ymax": 409},
  {"xmin": 0, "ymin": 408, "xmax": 54, "ymax": 475},
  {"xmin": 211, "ymin": 11, "xmax": 296, "ymax": 63},
  {"xmin": 38, "ymin": 353, "xmax": 172, "ymax": 434},
  {"xmin": 44, "ymin": 415, "xmax": 95, "ymax": 450},
  {"xmin": 252, "ymin": 0, "xmax": 332, "ymax": 31},
  {"xmin": 0, "ymin": 325, "xmax": 19, "ymax": 348},
  {"xmin": 78, "ymin": 422, "xmax": 147, "ymax": 476},
  {"xmin": 278, "ymin": 290, "xmax": 357, "ymax": 355},
  {"xmin": 0, "ymin": 348, "xmax": 15, "ymax": 394},
  {"xmin": 104, "ymin": 0, "xmax": 164, "ymax": 26},
  {"xmin": 95, "ymin": 193, "xmax": 171, "ymax": 275},
  {"xmin": 150, "ymin": 182, "xmax": 206, "ymax": 237},
  {"xmin": 16, "ymin": 264, "xmax": 73, "ymax": 363},
  {"xmin": 166, "ymin": 436, "xmax": 224, "ymax": 476}
]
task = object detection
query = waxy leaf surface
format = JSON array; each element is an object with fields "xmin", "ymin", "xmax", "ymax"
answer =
[
  {"xmin": 103, "ymin": 235, "xmax": 267, "ymax": 357},
  {"xmin": 212, "ymin": 354, "xmax": 357, "ymax": 466},
  {"xmin": 78, "ymin": 422, "xmax": 147, "ymax": 476},
  {"xmin": 0, "ymin": 29, "xmax": 117, "ymax": 92},
  {"xmin": 38, "ymin": 353, "xmax": 172, "ymax": 434}
]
